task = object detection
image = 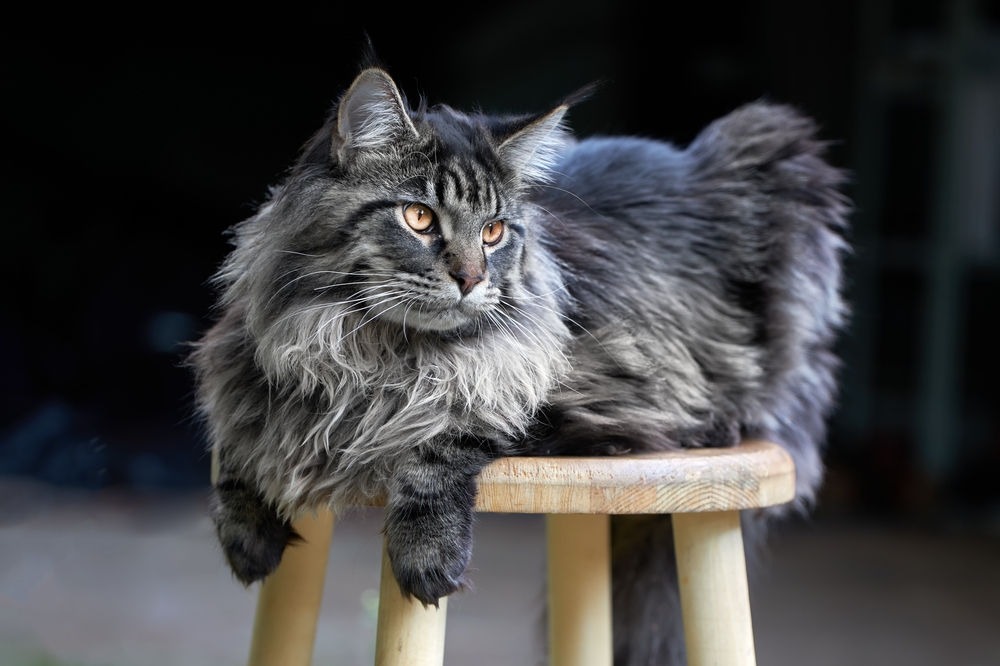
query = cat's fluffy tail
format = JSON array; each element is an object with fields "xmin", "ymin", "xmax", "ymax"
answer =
[{"xmin": 688, "ymin": 101, "xmax": 850, "ymax": 508}]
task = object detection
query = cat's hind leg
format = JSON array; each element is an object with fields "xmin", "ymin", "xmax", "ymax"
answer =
[{"xmin": 211, "ymin": 477, "xmax": 300, "ymax": 585}]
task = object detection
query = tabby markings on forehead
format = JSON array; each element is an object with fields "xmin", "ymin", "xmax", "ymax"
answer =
[
  {"xmin": 461, "ymin": 163, "xmax": 481, "ymax": 207},
  {"xmin": 433, "ymin": 162, "xmax": 502, "ymax": 217},
  {"xmin": 435, "ymin": 167, "xmax": 462, "ymax": 204}
]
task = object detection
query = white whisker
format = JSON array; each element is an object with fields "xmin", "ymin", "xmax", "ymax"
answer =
[
  {"xmin": 526, "ymin": 202, "xmax": 569, "ymax": 229},
  {"xmin": 532, "ymin": 183, "xmax": 606, "ymax": 218}
]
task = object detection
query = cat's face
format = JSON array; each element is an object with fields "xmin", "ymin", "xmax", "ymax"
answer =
[
  {"xmin": 350, "ymin": 165, "xmax": 525, "ymax": 332},
  {"xmin": 261, "ymin": 68, "xmax": 570, "ymax": 334}
]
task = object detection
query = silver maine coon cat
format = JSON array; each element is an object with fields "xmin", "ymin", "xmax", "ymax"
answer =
[{"xmin": 192, "ymin": 63, "xmax": 848, "ymax": 665}]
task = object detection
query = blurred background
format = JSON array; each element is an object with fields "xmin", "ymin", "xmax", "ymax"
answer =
[{"xmin": 2, "ymin": 1, "xmax": 999, "ymax": 664}]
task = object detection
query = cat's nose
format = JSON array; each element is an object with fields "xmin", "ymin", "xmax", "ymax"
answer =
[{"xmin": 449, "ymin": 268, "xmax": 485, "ymax": 296}]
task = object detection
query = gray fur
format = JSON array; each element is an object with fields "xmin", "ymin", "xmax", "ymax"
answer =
[{"xmin": 191, "ymin": 67, "xmax": 848, "ymax": 664}]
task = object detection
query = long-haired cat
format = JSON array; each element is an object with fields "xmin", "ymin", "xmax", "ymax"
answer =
[{"xmin": 192, "ymin": 61, "xmax": 847, "ymax": 664}]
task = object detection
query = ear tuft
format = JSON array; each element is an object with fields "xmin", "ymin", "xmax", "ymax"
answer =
[
  {"xmin": 332, "ymin": 69, "xmax": 418, "ymax": 160},
  {"xmin": 496, "ymin": 106, "xmax": 570, "ymax": 184},
  {"xmin": 358, "ymin": 33, "xmax": 383, "ymax": 71}
]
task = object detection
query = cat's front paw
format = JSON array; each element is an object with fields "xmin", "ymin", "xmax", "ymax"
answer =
[
  {"xmin": 211, "ymin": 479, "xmax": 299, "ymax": 585},
  {"xmin": 384, "ymin": 507, "xmax": 474, "ymax": 606}
]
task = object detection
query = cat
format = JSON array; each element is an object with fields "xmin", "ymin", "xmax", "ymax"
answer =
[{"xmin": 191, "ymin": 62, "xmax": 848, "ymax": 665}]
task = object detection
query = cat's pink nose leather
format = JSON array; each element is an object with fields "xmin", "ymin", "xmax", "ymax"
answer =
[{"xmin": 449, "ymin": 269, "xmax": 484, "ymax": 296}]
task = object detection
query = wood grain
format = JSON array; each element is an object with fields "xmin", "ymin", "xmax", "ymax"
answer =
[{"xmin": 474, "ymin": 440, "xmax": 795, "ymax": 514}]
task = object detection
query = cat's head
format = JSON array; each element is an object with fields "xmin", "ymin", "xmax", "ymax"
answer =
[{"xmin": 226, "ymin": 67, "xmax": 579, "ymax": 338}]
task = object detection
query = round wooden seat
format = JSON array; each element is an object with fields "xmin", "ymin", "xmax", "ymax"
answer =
[{"xmin": 244, "ymin": 441, "xmax": 796, "ymax": 666}]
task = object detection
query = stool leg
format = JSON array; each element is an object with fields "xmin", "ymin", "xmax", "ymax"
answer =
[
  {"xmin": 671, "ymin": 510, "xmax": 756, "ymax": 666},
  {"xmin": 547, "ymin": 514, "xmax": 613, "ymax": 666},
  {"xmin": 374, "ymin": 538, "xmax": 448, "ymax": 666},
  {"xmin": 247, "ymin": 508, "xmax": 335, "ymax": 666}
]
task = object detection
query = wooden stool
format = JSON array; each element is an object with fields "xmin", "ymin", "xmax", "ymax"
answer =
[{"xmin": 242, "ymin": 440, "xmax": 795, "ymax": 666}]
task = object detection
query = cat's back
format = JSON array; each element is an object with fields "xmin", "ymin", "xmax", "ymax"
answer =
[
  {"xmin": 533, "ymin": 132, "xmax": 743, "ymax": 317},
  {"xmin": 533, "ymin": 102, "xmax": 845, "ymax": 310},
  {"xmin": 535, "ymin": 131, "xmax": 738, "ymax": 270}
]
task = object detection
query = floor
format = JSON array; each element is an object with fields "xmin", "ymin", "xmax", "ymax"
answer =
[{"xmin": 1, "ymin": 478, "xmax": 998, "ymax": 666}]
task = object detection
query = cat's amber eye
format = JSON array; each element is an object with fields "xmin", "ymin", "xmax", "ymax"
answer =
[
  {"xmin": 403, "ymin": 203, "xmax": 436, "ymax": 232},
  {"xmin": 482, "ymin": 220, "xmax": 505, "ymax": 246}
]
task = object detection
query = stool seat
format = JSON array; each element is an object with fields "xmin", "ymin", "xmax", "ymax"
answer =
[
  {"xmin": 240, "ymin": 440, "xmax": 796, "ymax": 666},
  {"xmin": 475, "ymin": 439, "xmax": 795, "ymax": 513}
]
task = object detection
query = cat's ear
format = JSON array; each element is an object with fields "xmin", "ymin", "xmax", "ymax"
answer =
[
  {"xmin": 332, "ymin": 68, "xmax": 418, "ymax": 161},
  {"xmin": 495, "ymin": 84, "xmax": 596, "ymax": 182},
  {"xmin": 495, "ymin": 106, "xmax": 570, "ymax": 184}
]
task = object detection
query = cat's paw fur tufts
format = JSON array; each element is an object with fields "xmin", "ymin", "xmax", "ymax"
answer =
[
  {"xmin": 392, "ymin": 559, "xmax": 470, "ymax": 607},
  {"xmin": 384, "ymin": 513, "xmax": 474, "ymax": 606}
]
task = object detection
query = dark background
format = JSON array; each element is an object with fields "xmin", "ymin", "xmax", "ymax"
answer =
[{"xmin": 3, "ymin": 1, "xmax": 999, "ymax": 527}]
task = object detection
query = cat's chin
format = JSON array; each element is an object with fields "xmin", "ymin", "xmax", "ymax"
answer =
[{"xmin": 378, "ymin": 303, "xmax": 486, "ymax": 333}]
